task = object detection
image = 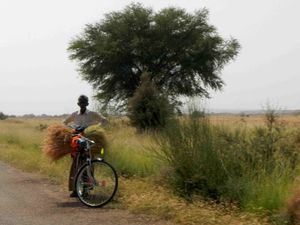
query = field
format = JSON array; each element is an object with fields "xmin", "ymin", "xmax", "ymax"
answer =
[
  {"xmin": 1, "ymin": 114, "xmax": 300, "ymax": 224},
  {"xmin": 210, "ymin": 114, "xmax": 300, "ymax": 127}
]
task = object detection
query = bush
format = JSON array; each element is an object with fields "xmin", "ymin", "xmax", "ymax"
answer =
[
  {"xmin": 249, "ymin": 109, "xmax": 299, "ymax": 172},
  {"xmin": 128, "ymin": 72, "xmax": 173, "ymax": 131},
  {"xmin": 0, "ymin": 112, "xmax": 8, "ymax": 120},
  {"xmin": 154, "ymin": 110, "xmax": 300, "ymax": 213},
  {"xmin": 154, "ymin": 114, "xmax": 226, "ymax": 199}
]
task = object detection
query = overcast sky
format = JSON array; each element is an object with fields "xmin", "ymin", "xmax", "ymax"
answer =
[{"xmin": 1, "ymin": 0, "xmax": 299, "ymax": 115}]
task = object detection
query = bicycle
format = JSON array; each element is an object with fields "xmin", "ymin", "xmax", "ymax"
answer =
[{"xmin": 70, "ymin": 125, "xmax": 118, "ymax": 207}]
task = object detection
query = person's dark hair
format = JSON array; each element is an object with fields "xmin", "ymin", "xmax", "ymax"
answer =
[{"xmin": 78, "ymin": 95, "xmax": 89, "ymax": 106}]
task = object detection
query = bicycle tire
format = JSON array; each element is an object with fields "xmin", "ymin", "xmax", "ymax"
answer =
[{"xmin": 75, "ymin": 159, "xmax": 118, "ymax": 207}]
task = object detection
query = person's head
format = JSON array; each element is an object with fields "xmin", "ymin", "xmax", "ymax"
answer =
[{"xmin": 77, "ymin": 95, "xmax": 89, "ymax": 113}]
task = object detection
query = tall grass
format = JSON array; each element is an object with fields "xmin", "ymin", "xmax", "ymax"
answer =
[
  {"xmin": 105, "ymin": 125, "xmax": 162, "ymax": 177},
  {"xmin": 1, "ymin": 115, "xmax": 300, "ymax": 224},
  {"xmin": 154, "ymin": 115, "xmax": 226, "ymax": 199},
  {"xmin": 0, "ymin": 118, "xmax": 71, "ymax": 185},
  {"xmin": 0, "ymin": 118, "xmax": 160, "ymax": 179},
  {"xmin": 154, "ymin": 111, "xmax": 300, "ymax": 215}
]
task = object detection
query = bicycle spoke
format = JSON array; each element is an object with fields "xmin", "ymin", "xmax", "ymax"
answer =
[{"xmin": 76, "ymin": 160, "xmax": 118, "ymax": 207}]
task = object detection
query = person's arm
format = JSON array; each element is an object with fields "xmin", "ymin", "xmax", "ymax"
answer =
[
  {"xmin": 63, "ymin": 113, "xmax": 75, "ymax": 126},
  {"xmin": 93, "ymin": 112, "xmax": 109, "ymax": 126}
]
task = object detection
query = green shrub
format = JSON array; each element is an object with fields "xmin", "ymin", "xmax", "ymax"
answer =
[
  {"xmin": 154, "ymin": 115, "xmax": 226, "ymax": 199},
  {"xmin": 154, "ymin": 110, "xmax": 300, "ymax": 213},
  {"xmin": 0, "ymin": 112, "xmax": 8, "ymax": 120},
  {"xmin": 128, "ymin": 72, "xmax": 173, "ymax": 131},
  {"xmin": 250, "ymin": 126, "xmax": 298, "ymax": 172}
]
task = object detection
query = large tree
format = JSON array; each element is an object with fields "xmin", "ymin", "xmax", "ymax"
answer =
[{"xmin": 68, "ymin": 3, "xmax": 240, "ymax": 110}]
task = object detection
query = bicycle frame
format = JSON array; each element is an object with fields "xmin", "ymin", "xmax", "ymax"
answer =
[{"xmin": 83, "ymin": 137, "xmax": 99, "ymax": 187}]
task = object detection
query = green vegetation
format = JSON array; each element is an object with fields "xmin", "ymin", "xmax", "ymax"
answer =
[
  {"xmin": 127, "ymin": 72, "xmax": 174, "ymax": 131},
  {"xmin": 68, "ymin": 3, "xmax": 239, "ymax": 129},
  {"xmin": 0, "ymin": 114, "xmax": 299, "ymax": 224},
  {"xmin": 0, "ymin": 112, "xmax": 8, "ymax": 120},
  {"xmin": 154, "ymin": 110, "xmax": 300, "ymax": 221}
]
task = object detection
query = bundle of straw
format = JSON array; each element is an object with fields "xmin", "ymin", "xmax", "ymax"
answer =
[
  {"xmin": 42, "ymin": 125, "xmax": 73, "ymax": 161},
  {"xmin": 42, "ymin": 124, "xmax": 108, "ymax": 161},
  {"xmin": 85, "ymin": 125, "xmax": 108, "ymax": 157}
]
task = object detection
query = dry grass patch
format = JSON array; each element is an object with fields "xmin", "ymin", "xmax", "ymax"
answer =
[
  {"xmin": 209, "ymin": 115, "xmax": 300, "ymax": 128},
  {"xmin": 119, "ymin": 178, "xmax": 269, "ymax": 225}
]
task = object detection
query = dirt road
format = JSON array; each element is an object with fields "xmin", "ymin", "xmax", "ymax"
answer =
[{"xmin": 0, "ymin": 162, "xmax": 170, "ymax": 225}]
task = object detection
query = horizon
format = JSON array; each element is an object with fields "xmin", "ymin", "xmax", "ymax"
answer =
[{"xmin": 3, "ymin": 107, "xmax": 300, "ymax": 117}]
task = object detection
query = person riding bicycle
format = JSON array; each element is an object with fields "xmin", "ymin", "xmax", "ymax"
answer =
[{"xmin": 63, "ymin": 95, "xmax": 108, "ymax": 197}]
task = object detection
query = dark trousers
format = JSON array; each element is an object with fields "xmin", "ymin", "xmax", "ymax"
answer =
[{"xmin": 68, "ymin": 153, "xmax": 86, "ymax": 191}]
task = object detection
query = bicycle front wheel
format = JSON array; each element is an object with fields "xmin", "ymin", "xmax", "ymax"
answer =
[{"xmin": 75, "ymin": 160, "xmax": 118, "ymax": 207}]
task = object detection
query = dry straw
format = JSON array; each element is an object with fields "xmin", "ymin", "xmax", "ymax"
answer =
[
  {"xmin": 85, "ymin": 125, "xmax": 108, "ymax": 156},
  {"xmin": 42, "ymin": 124, "xmax": 107, "ymax": 161},
  {"xmin": 42, "ymin": 125, "xmax": 73, "ymax": 161}
]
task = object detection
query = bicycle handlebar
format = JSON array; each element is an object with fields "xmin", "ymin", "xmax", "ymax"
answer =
[{"xmin": 67, "ymin": 124, "xmax": 87, "ymax": 133}]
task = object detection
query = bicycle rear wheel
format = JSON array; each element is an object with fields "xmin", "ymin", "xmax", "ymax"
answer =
[{"xmin": 75, "ymin": 160, "xmax": 118, "ymax": 207}]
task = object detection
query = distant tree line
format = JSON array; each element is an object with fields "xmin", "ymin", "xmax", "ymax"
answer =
[
  {"xmin": 0, "ymin": 112, "xmax": 8, "ymax": 120},
  {"xmin": 0, "ymin": 113, "xmax": 73, "ymax": 119}
]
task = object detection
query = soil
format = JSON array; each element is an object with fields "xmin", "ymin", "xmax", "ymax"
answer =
[{"xmin": 0, "ymin": 162, "xmax": 171, "ymax": 225}]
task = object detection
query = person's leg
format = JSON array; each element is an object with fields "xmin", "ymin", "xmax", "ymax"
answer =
[
  {"xmin": 69, "ymin": 154, "xmax": 79, "ymax": 196},
  {"xmin": 79, "ymin": 154, "xmax": 89, "ymax": 182}
]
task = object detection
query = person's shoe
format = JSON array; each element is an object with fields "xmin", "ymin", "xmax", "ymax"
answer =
[{"xmin": 69, "ymin": 191, "xmax": 78, "ymax": 198}]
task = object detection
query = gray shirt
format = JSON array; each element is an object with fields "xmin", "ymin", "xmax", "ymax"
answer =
[{"xmin": 63, "ymin": 109, "xmax": 107, "ymax": 127}]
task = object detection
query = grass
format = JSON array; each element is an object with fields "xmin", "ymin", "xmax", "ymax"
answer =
[
  {"xmin": 119, "ymin": 178, "xmax": 268, "ymax": 225},
  {"xmin": 105, "ymin": 125, "xmax": 162, "ymax": 177},
  {"xmin": 153, "ymin": 112, "xmax": 300, "ymax": 224},
  {"xmin": 1, "ymin": 115, "xmax": 300, "ymax": 224}
]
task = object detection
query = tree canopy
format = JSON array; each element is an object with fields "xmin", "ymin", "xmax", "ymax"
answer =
[
  {"xmin": 0, "ymin": 112, "xmax": 8, "ymax": 120},
  {"xmin": 68, "ymin": 3, "xmax": 240, "ymax": 110}
]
